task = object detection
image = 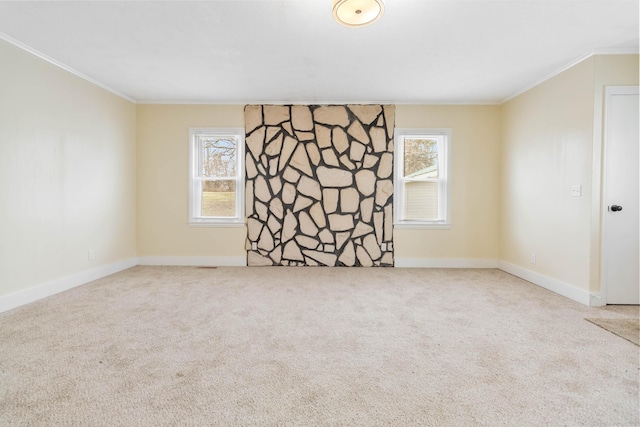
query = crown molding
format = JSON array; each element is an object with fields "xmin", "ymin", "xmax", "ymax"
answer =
[
  {"xmin": 501, "ymin": 48, "xmax": 639, "ymax": 103},
  {"xmin": 2, "ymin": 30, "xmax": 636, "ymax": 107},
  {"xmin": 0, "ymin": 31, "xmax": 136, "ymax": 104},
  {"xmin": 136, "ymin": 99, "xmax": 502, "ymax": 106},
  {"xmin": 592, "ymin": 47, "xmax": 639, "ymax": 55}
]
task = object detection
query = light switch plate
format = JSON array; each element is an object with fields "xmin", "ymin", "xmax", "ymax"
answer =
[{"xmin": 570, "ymin": 185, "xmax": 582, "ymax": 197}]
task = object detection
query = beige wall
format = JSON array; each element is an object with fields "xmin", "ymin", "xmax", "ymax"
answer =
[
  {"xmin": 136, "ymin": 105, "xmax": 247, "ymax": 258},
  {"xmin": 0, "ymin": 39, "xmax": 137, "ymax": 296},
  {"xmin": 136, "ymin": 104, "xmax": 502, "ymax": 262},
  {"xmin": 1, "ymin": 37, "xmax": 634, "ymax": 305},
  {"xmin": 501, "ymin": 54, "xmax": 639, "ymax": 293},
  {"xmin": 395, "ymin": 105, "xmax": 502, "ymax": 260}
]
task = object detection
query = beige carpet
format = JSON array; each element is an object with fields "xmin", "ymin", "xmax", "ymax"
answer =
[
  {"xmin": 586, "ymin": 317, "xmax": 640, "ymax": 346},
  {"xmin": 0, "ymin": 267, "xmax": 638, "ymax": 426}
]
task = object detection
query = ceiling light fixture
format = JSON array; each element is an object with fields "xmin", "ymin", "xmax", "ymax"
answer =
[{"xmin": 332, "ymin": 0, "xmax": 385, "ymax": 28}]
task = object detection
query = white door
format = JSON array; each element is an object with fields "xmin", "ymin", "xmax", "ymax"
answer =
[{"xmin": 602, "ymin": 86, "xmax": 639, "ymax": 304}]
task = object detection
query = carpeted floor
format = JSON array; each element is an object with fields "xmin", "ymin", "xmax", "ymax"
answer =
[
  {"xmin": 0, "ymin": 267, "xmax": 638, "ymax": 426},
  {"xmin": 585, "ymin": 317, "xmax": 639, "ymax": 346}
]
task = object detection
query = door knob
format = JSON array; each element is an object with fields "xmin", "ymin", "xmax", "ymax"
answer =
[{"xmin": 610, "ymin": 205, "xmax": 623, "ymax": 212}]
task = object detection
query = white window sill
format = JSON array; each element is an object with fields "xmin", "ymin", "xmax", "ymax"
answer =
[
  {"xmin": 394, "ymin": 222, "xmax": 451, "ymax": 230},
  {"xmin": 188, "ymin": 220, "xmax": 245, "ymax": 228}
]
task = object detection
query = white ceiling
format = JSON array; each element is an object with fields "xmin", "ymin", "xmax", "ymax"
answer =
[{"xmin": 0, "ymin": 0, "xmax": 637, "ymax": 104}]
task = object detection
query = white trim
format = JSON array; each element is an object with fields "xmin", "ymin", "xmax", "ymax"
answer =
[
  {"xmin": 497, "ymin": 261, "xmax": 592, "ymax": 306},
  {"xmin": 502, "ymin": 52, "xmax": 593, "ymax": 103},
  {"xmin": 395, "ymin": 258, "xmax": 498, "ymax": 268},
  {"xmin": 187, "ymin": 221, "xmax": 245, "ymax": 228},
  {"xmin": 138, "ymin": 256, "xmax": 247, "ymax": 267},
  {"xmin": 394, "ymin": 128, "xmax": 452, "ymax": 227},
  {"xmin": 592, "ymin": 47, "xmax": 640, "ymax": 55},
  {"xmin": 590, "ymin": 293, "xmax": 606, "ymax": 307},
  {"xmin": 188, "ymin": 127, "xmax": 245, "ymax": 225},
  {"xmin": 393, "ymin": 223, "xmax": 451, "ymax": 230},
  {"xmin": 0, "ymin": 258, "xmax": 138, "ymax": 314},
  {"xmin": 0, "ymin": 256, "xmax": 603, "ymax": 313},
  {"xmin": 502, "ymin": 49, "xmax": 640, "ymax": 103},
  {"xmin": 0, "ymin": 32, "xmax": 136, "ymax": 104},
  {"xmin": 3, "ymin": 29, "xmax": 635, "ymax": 108},
  {"xmin": 136, "ymin": 99, "xmax": 503, "ymax": 106}
]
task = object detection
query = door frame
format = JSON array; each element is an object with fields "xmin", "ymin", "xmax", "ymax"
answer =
[{"xmin": 600, "ymin": 85, "xmax": 639, "ymax": 305}]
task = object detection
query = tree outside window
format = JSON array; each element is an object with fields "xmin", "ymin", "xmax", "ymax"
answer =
[
  {"xmin": 189, "ymin": 129, "xmax": 244, "ymax": 226},
  {"xmin": 394, "ymin": 129, "xmax": 451, "ymax": 228}
]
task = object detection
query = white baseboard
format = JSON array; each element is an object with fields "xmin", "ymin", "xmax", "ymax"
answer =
[
  {"xmin": 137, "ymin": 256, "xmax": 247, "ymax": 267},
  {"xmin": 589, "ymin": 293, "xmax": 606, "ymax": 307},
  {"xmin": 395, "ymin": 258, "xmax": 499, "ymax": 268},
  {"xmin": 497, "ymin": 261, "xmax": 592, "ymax": 306},
  {"xmin": 0, "ymin": 256, "xmax": 597, "ymax": 313},
  {"xmin": 0, "ymin": 258, "xmax": 138, "ymax": 314}
]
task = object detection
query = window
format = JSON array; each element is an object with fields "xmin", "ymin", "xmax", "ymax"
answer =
[
  {"xmin": 394, "ymin": 128, "xmax": 451, "ymax": 228},
  {"xmin": 189, "ymin": 128, "xmax": 244, "ymax": 226}
]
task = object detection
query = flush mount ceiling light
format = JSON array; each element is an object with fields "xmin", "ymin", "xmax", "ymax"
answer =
[{"xmin": 332, "ymin": 0, "xmax": 385, "ymax": 28}]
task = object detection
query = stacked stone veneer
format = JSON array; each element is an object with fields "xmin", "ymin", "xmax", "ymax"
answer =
[{"xmin": 245, "ymin": 104, "xmax": 395, "ymax": 267}]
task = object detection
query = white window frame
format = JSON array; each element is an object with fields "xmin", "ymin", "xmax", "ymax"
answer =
[
  {"xmin": 394, "ymin": 128, "xmax": 451, "ymax": 229},
  {"xmin": 188, "ymin": 127, "xmax": 245, "ymax": 227}
]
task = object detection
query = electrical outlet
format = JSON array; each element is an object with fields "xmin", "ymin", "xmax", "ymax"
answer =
[
  {"xmin": 530, "ymin": 253, "xmax": 536, "ymax": 264},
  {"xmin": 251, "ymin": 242, "xmax": 257, "ymax": 250},
  {"xmin": 88, "ymin": 250, "xmax": 95, "ymax": 261},
  {"xmin": 381, "ymin": 243, "xmax": 387, "ymax": 251}
]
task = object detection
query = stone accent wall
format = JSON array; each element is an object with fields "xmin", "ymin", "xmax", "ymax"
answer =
[{"xmin": 245, "ymin": 105, "xmax": 395, "ymax": 267}]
